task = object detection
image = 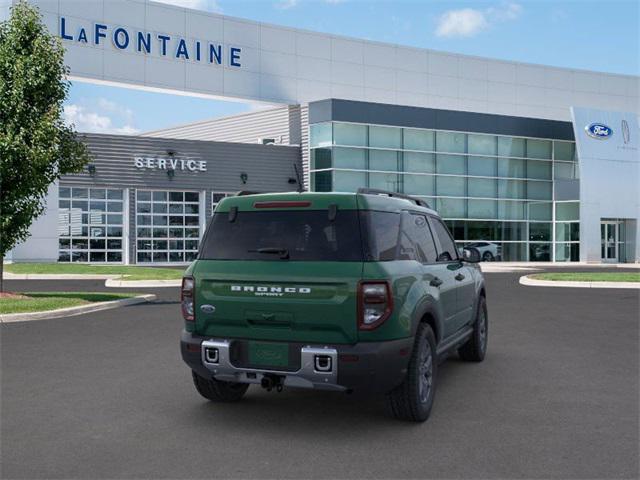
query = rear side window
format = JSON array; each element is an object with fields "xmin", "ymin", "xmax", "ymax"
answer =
[
  {"xmin": 429, "ymin": 217, "xmax": 458, "ymax": 262},
  {"xmin": 360, "ymin": 211, "xmax": 401, "ymax": 261},
  {"xmin": 199, "ymin": 210, "xmax": 363, "ymax": 261},
  {"xmin": 360, "ymin": 211, "xmax": 438, "ymax": 263},
  {"xmin": 402, "ymin": 213, "xmax": 438, "ymax": 263}
]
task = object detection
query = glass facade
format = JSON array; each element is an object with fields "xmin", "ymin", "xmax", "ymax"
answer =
[
  {"xmin": 58, "ymin": 187, "xmax": 124, "ymax": 263},
  {"xmin": 136, "ymin": 190, "xmax": 200, "ymax": 263},
  {"xmin": 310, "ymin": 122, "xmax": 579, "ymax": 261}
]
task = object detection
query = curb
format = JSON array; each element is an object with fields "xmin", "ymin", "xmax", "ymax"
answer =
[
  {"xmin": 519, "ymin": 275, "xmax": 640, "ymax": 289},
  {"xmin": 105, "ymin": 279, "xmax": 181, "ymax": 288},
  {"xmin": 3, "ymin": 273, "xmax": 181, "ymax": 288},
  {"xmin": 481, "ymin": 265, "xmax": 543, "ymax": 273},
  {"xmin": 0, "ymin": 294, "xmax": 157, "ymax": 324},
  {"xmin": 3, "ymin": 273, "xmax": 119, "ymax": 280}
]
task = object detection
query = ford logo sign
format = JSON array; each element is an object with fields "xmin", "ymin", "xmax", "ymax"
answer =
[{"xmin": 585, "ymin": 123, "xmax": 613, "ymax": 139}]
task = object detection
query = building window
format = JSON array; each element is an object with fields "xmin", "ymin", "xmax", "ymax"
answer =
[
  {"xmin": 555, "ymin": 202, "xmax": 579, "ymax": 221},
  {"xmin": 555, "ymin": 243, "xmax": 580, "ymax": 262},
  {"xmin": 58, "ymin": 187, "xmax": 124, "ymax": 263},
  {"xmin": 334, "ymin": 123, "xmax": 367, "ymax": 147},
  {"xmin": 309, "ymin": 123, "xmax": 332, "ymax": 148},
  {"xmin": 136, "ymin": 190, "xmax": 200, "ymax": 263}
]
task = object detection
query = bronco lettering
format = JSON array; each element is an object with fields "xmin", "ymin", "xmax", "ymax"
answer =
[{"xmin": 230, "ymin": 285, "xmax": 311, "ymax": 295}]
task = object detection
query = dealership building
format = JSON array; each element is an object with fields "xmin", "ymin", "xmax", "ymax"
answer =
[{"xmin": 4, "ymin": 0, "xmax": 639, "ymax": 264}]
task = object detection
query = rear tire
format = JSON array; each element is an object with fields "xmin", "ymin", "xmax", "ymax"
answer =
[
  {"xmin": 385, "ymin": 324, "xmax": 437, "ymax": 422},
  {"xmin": 458, "ymin": 296, "xmax": 488, "ymax": 362},
  {"xmin": 192, "ymin": 371, "xmax": 249, "ymax": 402}
]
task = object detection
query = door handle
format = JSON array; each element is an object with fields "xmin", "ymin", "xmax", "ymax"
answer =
[
  {"xmin": 455, "ymin": 273, "xmax": 465, "ymax": 281},
  {"xmin": 429, "ymin": 277, "xmax": 443, "ymax": 287}
]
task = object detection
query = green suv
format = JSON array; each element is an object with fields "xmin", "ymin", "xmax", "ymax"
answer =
[{"xmin": 180, "ymin": 189, "xmax": 488, "ymax": 422}]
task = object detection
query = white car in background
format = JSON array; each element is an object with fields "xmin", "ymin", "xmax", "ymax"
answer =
[{"xmin": 465, "ymin": 242, "xmax": 501, "ymax": 262}]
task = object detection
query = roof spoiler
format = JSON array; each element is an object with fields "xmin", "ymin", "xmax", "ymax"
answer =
[
  {"xmin": 234, "ymin": 190, "xmax": 261, "ymax": 196},
  {"xmin": 357, "ymin": 188, "xmax": 431, "ymax": 209}
]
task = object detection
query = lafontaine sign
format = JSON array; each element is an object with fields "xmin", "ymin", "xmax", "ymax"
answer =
[
  {"xmin": 59, "ymin": 17, "xmax": 242, "ymax": 68},
  {"xmin": 134, "ymin": 156, "xmax": 207, "ymax": 172}
]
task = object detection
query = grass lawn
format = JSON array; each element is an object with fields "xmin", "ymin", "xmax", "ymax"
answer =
[
  {"xmin": 0, "ymin": 292, "xmax": 139, "ymax": 315},
  {"xmin": 530, "ymin": 272, "xmax": 640, "ymax": 283},
  {"xmin": 5, "ymin": 263, "xmax": 184, "ymax": 281}
]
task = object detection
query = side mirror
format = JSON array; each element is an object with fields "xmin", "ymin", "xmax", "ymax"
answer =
[{"xmin": 462, "ymin": 247, "xmax": 481, "ymax": 263}]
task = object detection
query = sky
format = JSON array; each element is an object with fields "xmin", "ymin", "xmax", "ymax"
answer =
[{"xmin": 62, "ymin": 0, "xmax": 640, "ymax": 135}]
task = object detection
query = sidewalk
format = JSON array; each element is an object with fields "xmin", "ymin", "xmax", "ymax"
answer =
[
  {"xmin": 519, "ymin": 275, "xmax": 640, "ymax": 289},
  {"xmin": 480, "ymin": 262, "xmax": 639, "ymax": 273},
  {"xmin": 1, "ymin": 294, "xmax": 157, "ymax": 323},
  {"xmin": 2, "ymin": 272, "xmax": 180, "ymax": 288}
]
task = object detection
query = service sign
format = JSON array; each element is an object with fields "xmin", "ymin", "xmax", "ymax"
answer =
[{"xmin": 134, "ymin": 156, "xmax": 207, "ymax": 172}]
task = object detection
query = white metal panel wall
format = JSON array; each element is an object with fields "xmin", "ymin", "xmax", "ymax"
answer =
[
  {"xmin": 571, "ymin": 107, "xmax": 640, "ymax": 263},
  {"xmin": 144, "ymin": 105, "xmax": 301, "ymax": 145},
  {"xmin": 22, "ymin": 0, "xmax": 640, "ymax": 122},
  {"xmin": 9, "ymin": 183, "xmax": 60, "ymax": 262},
  {"xmin": 300, "ymin": 104, "xmax": 310, "ymax": 190},
  {"xmin": 0, "ymin": 0, "xmax": 10, "ymax": 22}
]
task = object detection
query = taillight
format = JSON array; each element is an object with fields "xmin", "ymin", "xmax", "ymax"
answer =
[
  {"xmin": 358, "ymin": 281, "xmax": 393, "ymax": 330},
  {"xmin": 182, "ymin": 276, "xmax": 195, "ymax": 322}
]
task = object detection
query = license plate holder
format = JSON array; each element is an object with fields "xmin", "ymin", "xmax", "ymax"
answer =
[{"xmin": 248, "ymin": 341, "xmax": 289, "ymax": 368}]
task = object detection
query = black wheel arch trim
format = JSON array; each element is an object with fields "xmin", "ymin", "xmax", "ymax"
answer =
[{"xmin": 411, "ymin": 301, "xmax": 444, "ymax": 346}]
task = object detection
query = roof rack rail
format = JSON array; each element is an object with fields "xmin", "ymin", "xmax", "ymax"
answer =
[{"xmin": 357, "ymin": 188, "xmax": 431, "ymax": 209}]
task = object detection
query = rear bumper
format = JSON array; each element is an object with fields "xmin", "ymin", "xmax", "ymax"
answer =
[{"xmin": 181, "ymin": 330, "xmax": 413, "ymax": 394}]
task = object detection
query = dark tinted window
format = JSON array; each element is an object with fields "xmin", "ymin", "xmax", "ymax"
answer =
[
  {"xmin": 397, "ymin": 219, "xmax": 418, "ymax": 261},
  {"xmin": 199, "ymin": 210, "xmax": 363, "ymax": 261},
  {"xmin": 404, "ymin": 214, "xmax": 438, "ymax": 263},
  {"xmin": 360, "ymin": 211, "xmax": 401, "ymax": 261},
  {"xmin": 429, "ymin": 217, "xmax": 458, "ymax": 262}
]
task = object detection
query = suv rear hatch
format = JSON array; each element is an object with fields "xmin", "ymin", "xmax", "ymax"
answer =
[{"xmin": 193, "ymin": 195, "xmax": 363, "ymax": 345}]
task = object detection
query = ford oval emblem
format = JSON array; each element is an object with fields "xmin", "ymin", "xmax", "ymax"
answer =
[
  {"xmin": 200, "ymin": 304, "xmax": 216, "ymax": 314},
  {"xmin": 585, "ymin": 123, "xmax": 613, "ymax": 139}
]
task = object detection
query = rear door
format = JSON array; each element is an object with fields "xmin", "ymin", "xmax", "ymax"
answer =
[
  {"xmin": 194, "ymin": 207, "xmax": 363, "ymax": 344},
  {"xmin": 399, "ymin": 212, "xmax": 458, "ymax": 337},
  {"xmin": 428, "ymin": 216, "xmax": 476, "ymax": 334}
]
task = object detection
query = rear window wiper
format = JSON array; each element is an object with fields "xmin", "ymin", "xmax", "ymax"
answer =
[{"xmin": 248, "ymin": 247, "xmax": 290, "ymax": 260}]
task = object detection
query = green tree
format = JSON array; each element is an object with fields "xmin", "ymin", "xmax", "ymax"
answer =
[{"xmin": 0, "ymin": 1, "xmax": 90, "ymax": 291}]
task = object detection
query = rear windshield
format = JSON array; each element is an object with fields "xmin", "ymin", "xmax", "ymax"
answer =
[{"xmin": 199, "ymin": 210, "xmax": 363, "ymax": 261}]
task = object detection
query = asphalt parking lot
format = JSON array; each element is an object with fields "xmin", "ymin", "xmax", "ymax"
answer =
[{"xmin": 2, "ymin": 268, "xmax": 639, "ymax": 479}]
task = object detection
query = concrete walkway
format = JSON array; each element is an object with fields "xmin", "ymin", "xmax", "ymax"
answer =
[
  {"xmin": 3, "ymin": 272, "xmax": 180, "ymax": 288},
  {"xmin": 481, "ymin": 262, "xmax": 639, "ymax": 273},
  {"xmin": 0, "ymin": 293, "xmax": 157, "ymax": 323},
  {"xmin": 519, "ymin": 275, "xmax": 640, "ymax": 289}
]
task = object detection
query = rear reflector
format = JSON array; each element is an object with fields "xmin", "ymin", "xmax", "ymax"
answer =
[
  {"xmin": 254, "ymin": 201, "xmax": 311, "ymax": 208},
  {"xmin": 339, "ymin": 354, "xmax": 359, "ymax": 363}
]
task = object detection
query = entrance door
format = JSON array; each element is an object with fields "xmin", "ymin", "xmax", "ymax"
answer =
[{"xmin": 601, "ymin": 221, "xmax": 618, "ymax": 262}]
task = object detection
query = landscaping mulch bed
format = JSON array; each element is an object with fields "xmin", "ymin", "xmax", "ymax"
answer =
[{"xmin": 0, "ymin": 292, "xmax": 29, "ymax": 299}]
